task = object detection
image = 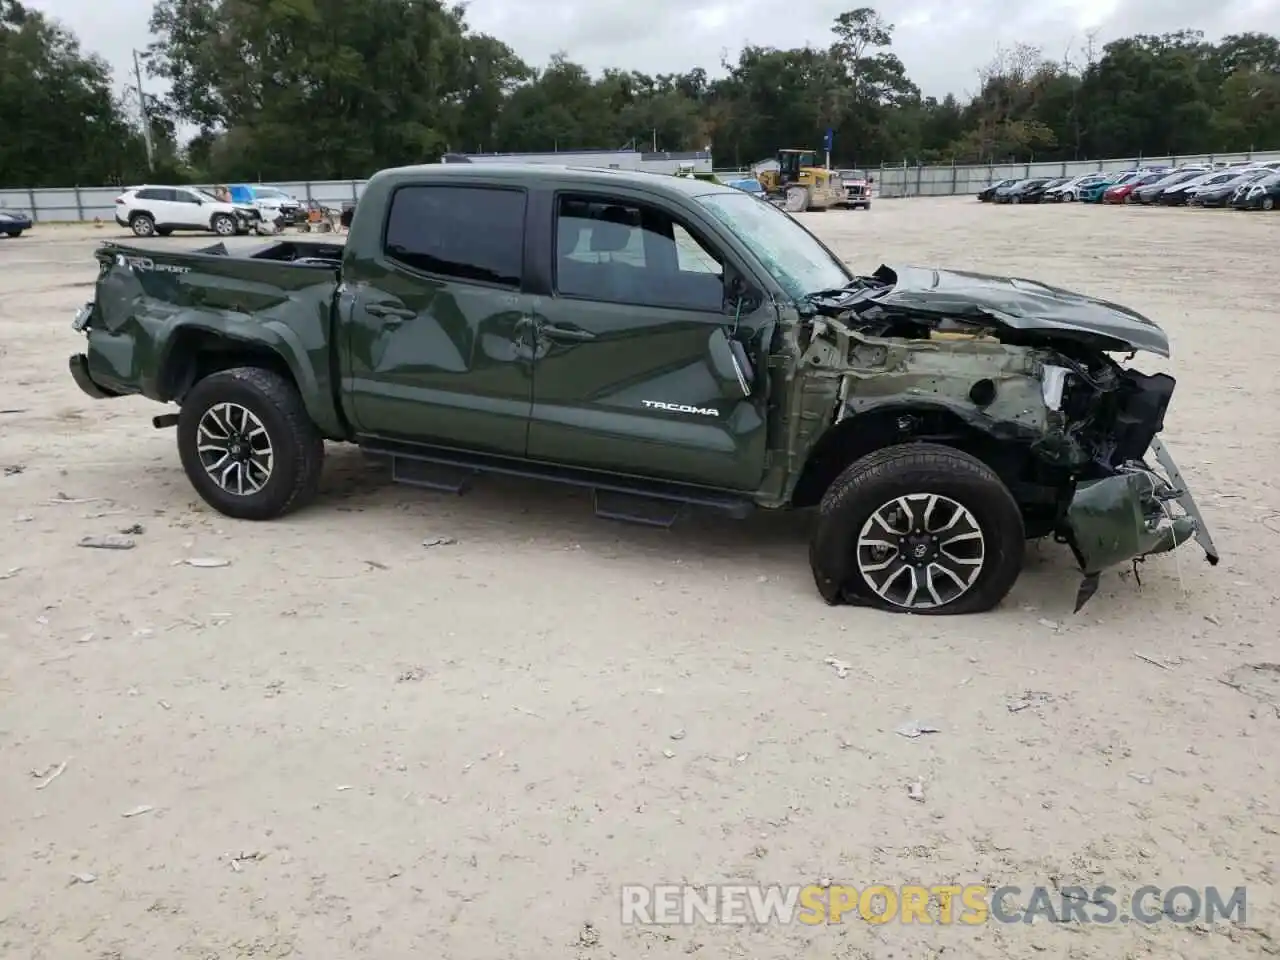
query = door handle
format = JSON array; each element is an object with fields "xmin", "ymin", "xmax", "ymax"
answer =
[
  {"xmin": 366, "ymin": 303, "xmax": 415, "ymax": 321},
  {"xmin": 539, "ymin": 322, "xmax": 595, "ymax": 342}
]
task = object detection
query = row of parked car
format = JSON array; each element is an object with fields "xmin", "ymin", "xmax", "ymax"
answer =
[{"xmin": 977, "ymin": 160, "xmax": 1280, "ymax": 210}]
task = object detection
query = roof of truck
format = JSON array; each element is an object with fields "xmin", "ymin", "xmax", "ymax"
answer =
[{"xmin": 370, "ymin": 162, "xmax": 738, "ymax": 198}]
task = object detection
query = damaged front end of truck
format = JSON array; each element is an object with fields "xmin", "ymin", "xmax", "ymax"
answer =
[{"xmin": 782, "ymin": 264, "xmax": 1220, "ymax": 610}]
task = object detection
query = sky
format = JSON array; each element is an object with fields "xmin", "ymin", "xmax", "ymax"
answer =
[{"xmin": 29, "ymin": 0, "xmax": 1280, "ymax": 106}]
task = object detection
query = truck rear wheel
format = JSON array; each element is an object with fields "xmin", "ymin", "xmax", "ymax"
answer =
[
  {"xmin": 177, "ymin": 366, "xmax": 325, "ymax": 521},
  {"xmin": 809, "ymin": 443, "xmax": 1025, "ymax": 614}
]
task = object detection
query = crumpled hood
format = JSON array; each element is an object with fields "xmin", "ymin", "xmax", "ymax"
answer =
[{"xmin": 871, "ymin": 264, "xmax": 1171, "ymax": 357}]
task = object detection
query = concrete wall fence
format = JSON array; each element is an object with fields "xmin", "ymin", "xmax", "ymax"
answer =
[{"xmin": 4, "ymin": 148, "xmax": 1279, "ymax": 222}]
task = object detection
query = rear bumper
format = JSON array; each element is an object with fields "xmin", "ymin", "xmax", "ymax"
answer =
[{"xmin": 69, "ymin": 353, "xmax": 123, "ymax": 400}]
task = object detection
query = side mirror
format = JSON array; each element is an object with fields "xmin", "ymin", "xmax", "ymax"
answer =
[{"xmin": 708, "ymin": 327, "xmax": 754, "ymax": 399}]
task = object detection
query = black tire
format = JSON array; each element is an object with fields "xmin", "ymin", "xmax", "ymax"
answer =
[
  {"xmin": 4, "ymin": 229, "xmax": 22, "ymax": 238},
  {"xmin": 211, "ymin": 213, "xmax": 236, "ymax": 237},
  {"xmin": 129, "ymin": 212, "xmax": 156, "ymax": 238},
  {"xmin": 809, "ymin": 442, "xmax": 1025, "ymax": 615},
  {"xmin": 156, "ymin": 228, "xmax": 173, "ymax": 237},
  {"xmin": 177, "ymin": 367, "xmax": 325, "ymax": 521}
]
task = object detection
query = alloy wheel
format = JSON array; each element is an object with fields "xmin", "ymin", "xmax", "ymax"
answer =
[
  {"xmin": 855, "ymin": 493, "xmax": 986, "ymax": 610},
  {"xmin": 196, "ymin": 402, "xmax": 274, "ymax": 496}
]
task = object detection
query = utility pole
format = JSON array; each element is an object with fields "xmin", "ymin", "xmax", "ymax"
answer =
[{"xmin": 133, "ymin": 49, "xmax": 155, "ymax": 170}]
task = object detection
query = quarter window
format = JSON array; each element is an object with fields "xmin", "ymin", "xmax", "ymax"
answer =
[
  {"xmin": 554, "ymin": 195, "xmax": 724, "ymax": 312},
  {"xmin": 385, "ymin": 185, "xmax": 526, "ymax": 287}
]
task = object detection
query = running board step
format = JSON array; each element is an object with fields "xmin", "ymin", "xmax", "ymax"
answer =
[
  {"xmin": 360, "ymin": 436, "xmax": 754, "ymax": 525},
  {"xmin": 391, "ymin": 458, "xmax": 478, "ymax": 495},
  {"xmin": 592, "ymin": 490, "xmax": 684, "ymax": 528}
]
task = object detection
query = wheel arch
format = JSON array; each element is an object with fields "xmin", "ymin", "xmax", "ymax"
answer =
[
  {"xmin": 789, "ymin": 403, "xmax": 1040, "ymax": 510},
  {"xmin": 157, "ymin": 326, "xmax": 348, "ymax": 439}
]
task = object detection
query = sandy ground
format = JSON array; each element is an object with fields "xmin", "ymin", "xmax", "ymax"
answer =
[{"xmin": 2, "ymin": 201, "xmax": 1279, "ymax": 960}]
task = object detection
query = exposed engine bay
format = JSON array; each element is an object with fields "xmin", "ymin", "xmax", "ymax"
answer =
[{"xmin": 791, "ymin": 264, "xmax": 1220, "ymax": 609}]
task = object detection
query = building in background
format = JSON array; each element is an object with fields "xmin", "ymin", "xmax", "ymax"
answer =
[{"xmin": 459, "ymin": 149, "xmax": 713, "ymax": 175}]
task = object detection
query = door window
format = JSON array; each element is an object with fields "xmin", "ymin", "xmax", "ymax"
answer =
[
  {"xmin": 170, "ymin": 190, "xmax": 201, "ymax": 204},
  {"xmin": 554, "ymin": 195, "xmax": 724, "ymax": 312},
  {"xmin": 384, "ymin": 185, "xmax": 526, "ymax": 288},
  {"xmin": 134, "ymin": 188, "xmax": 166, "ymax": 201}
]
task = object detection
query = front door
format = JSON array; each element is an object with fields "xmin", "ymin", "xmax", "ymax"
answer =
[
  {"xmin": 167, "ymin": 188, "xmax": 209, "ymax": 228},
  {"xmin": 344, "ymin": 183, "xmax": 533, "ymax": 456},
  {"xmin": 525, "ymin": 191, "xmax": 772, "ymax": 491}
]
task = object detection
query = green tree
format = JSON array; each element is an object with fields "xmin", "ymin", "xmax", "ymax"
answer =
[{"xmin": 0, "ymin": 0, "xmax": 148, "ymax": 187}]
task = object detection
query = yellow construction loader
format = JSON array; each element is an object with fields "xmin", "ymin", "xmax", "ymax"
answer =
[{"xmin": 756, "ymin": 149, "xmax": 845, "ymax": 212}]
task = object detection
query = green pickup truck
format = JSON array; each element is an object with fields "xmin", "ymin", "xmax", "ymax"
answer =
[{"xmin": 68, "ymin": 162, "xmax": 1219, "ymax": 614}]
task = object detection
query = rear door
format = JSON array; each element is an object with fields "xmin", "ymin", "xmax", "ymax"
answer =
[
  {"xmin": 343, "ymin": 181, "xmax": 534, "ymax": 455},
  {"xmin": 132, "ymin": 187, "xmax": 172, "ymax": 223},
  {"xmin": 523, "ymin": 187, "xmax": 773, "ymax": 491}
]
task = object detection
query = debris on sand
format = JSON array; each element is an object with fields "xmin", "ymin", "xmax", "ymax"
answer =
[
  {"xmin": 907, "ymin": 778, "xmax": 925, "ymax": 802},
  {"xmin": 77, "ymin": 535, "xmax": 135, "ymax": 550},
  {"xmin": 577, "ymin": 922, "xmax": 601, "ymax": 947},
  {"xmin": 121, "ymin": 804, "xmax": 154, "ymax": 818},
  {"xmin": 0, "ymin": 566, "xmax": 21, "ymax": 580},
  {"xmin": 32, "ymin": 759, "xmax": 69, "ymax": 789},
  {"xmin": 1008, "ymin": 691, "xmax": 1056, "ymax": 713},
  {"xmin": 175, "ymin": 557, "xmax": 231, "ymax": 568},
  {"xmin": 1220, "ymin": 663, "xmax": 1280, "ymax": 713},
  {"xmin": 69, "ymin": 873, "xmax": 97, "ymax": 885},
  {"xmin": 422, "ymin": 536, "xmax": 457, "ymax": 548},
  {"xmin": 119, "ymin": 523, "xmax": 145, "ymax": 535},
  {"xmin": 824, "ymin": 656, "xmax": 852, "ymax": 679},
  {"xmin": 3, "ymin": 464, "xmax": 23, "ymax": 476},
  {"xmin": 896, "ymin": 721, "xmax": 941, "ymax": 739},
  {"xmin": 49, "ymin": 494, "xmax": 104, "ymax": 505}
]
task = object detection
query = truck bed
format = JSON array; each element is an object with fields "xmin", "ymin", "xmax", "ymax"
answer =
[{"xmin": 72, "ymin": 239, "xmax": 348, "ymax": 437}]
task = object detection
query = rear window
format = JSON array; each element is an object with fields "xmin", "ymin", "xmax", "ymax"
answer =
[{"xmin": 384, "ymin": 185, "xmax": 526, "ymax": 287}]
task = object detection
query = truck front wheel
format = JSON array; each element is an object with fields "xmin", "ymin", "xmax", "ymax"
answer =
[
  {"xmin": 809, "ymin": 443, "xmax": 1025, "ymax": 614},
  {"xmin": 177, "ymin": 366, "xmax": 325, "ymax": 521}
]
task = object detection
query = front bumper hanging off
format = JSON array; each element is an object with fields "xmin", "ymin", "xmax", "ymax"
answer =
[{"xmin": 1064, "ymin": 438, "xmax": 1220, "ymax": 610}]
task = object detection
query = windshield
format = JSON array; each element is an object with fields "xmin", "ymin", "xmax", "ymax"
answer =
[{"xmin": 695, "ymin": 190, "xmax": 851, "ymax": 299}]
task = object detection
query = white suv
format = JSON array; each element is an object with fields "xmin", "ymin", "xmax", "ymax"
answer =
[{"xmin": 114, "ymin": 185, "xmax": 253, "ymax": 239}]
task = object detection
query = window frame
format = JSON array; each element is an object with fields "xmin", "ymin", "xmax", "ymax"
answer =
[
  {"xmin": 380, "ymin": 182, "xmax": 529, "ymax": 291},
  {"xmin": 550, "ymin": 189, "xmax": 732, "ymax": 314}
]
